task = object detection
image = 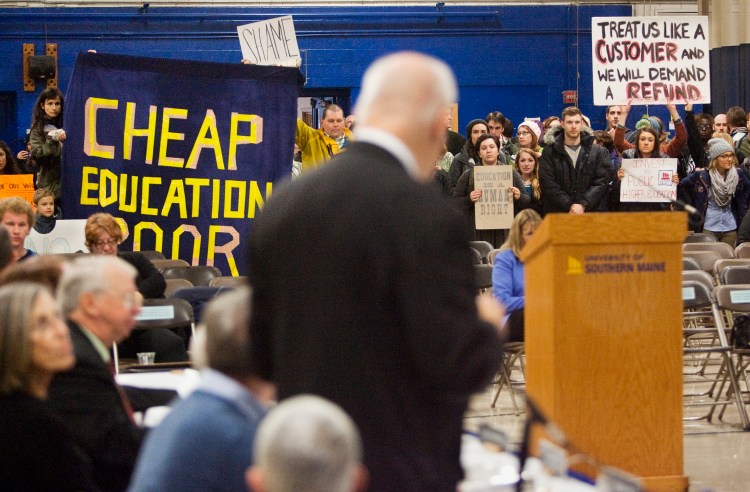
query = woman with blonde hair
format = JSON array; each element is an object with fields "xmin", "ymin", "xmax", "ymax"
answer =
[
  {"xmin": 0, "ymin": 282, "xmax": 98, "ymax": 490},
  {"xmin": 491, "ymin": 209, "xmax": 542, "ymax": 342}
]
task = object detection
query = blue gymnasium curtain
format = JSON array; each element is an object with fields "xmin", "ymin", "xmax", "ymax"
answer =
[{"xmin": 62, "ymin": 52, "xmax": 304, "ymax": 275}]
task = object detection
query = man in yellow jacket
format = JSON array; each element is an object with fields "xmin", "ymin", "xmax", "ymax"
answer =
[{"xmin": 296, "ymin": 104, "xmax": 354, "ymax": 171}]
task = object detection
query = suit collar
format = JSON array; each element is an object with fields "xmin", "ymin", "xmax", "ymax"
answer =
[{"xmin": 353, "ymin": 126, "xmax": 420, "ymax": 180}]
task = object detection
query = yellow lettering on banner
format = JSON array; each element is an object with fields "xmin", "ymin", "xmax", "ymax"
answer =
[
  {"xmin": 162, "ymin": 180, "xmax": 188, "ymax": 218},
  {"xmin": 211, "ymin": 179, "xmax": 221, "ymax": 219},
  {"xmin": 141, "ymin": 176, "xmax": 162, "ymax": 215},
  {"xmin": 119, "ymin": 174, "xmax": 138, "ymax": 213},
  {"xmin": 84, "ymin": 97, "xmax": 118, "ymax": 159},
  {"xmin": 124, "ymin": 102, "xmax": 157, "ymax": 164},
  {"xmin": 223, "ymin": 180, "xmax": 247, "ymax": 219},
  {"xmin": 186, "ymin": 110, "xmax": 225, "ymax": 170},
  {"xmin": 81, "ymin": 167, "xmax": 99, "ymax": 205},
  {"xmin": 173, "ymin": 225, "xmax": 201, "ymax": 265},
  {"xmin": 158, "ymin": 107, "xmax": 188, "ymax": 168},
  {"xmin": 228, "ymin": 113, "xmax": 263, "ymax": 170},
  {"xmin": 248, "ymin": 181, "xmax": 273, "ymax": 218},
  {"xmin": 100, "ymin": 168, "xmax": 119, "ymax": 207},
  {"xmin": 134, "ymin": 222, "xmax": 163, "ymax": 252},
  {"xmin": 207, "ymin": 225, "xmax": 240, "ymax": 276},
  {"xmin": 184, "ymin": 178, "xmax": 210, "ymax": 217}
]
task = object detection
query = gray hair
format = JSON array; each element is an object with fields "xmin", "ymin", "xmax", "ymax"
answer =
[
  {"xmin": 57, "ymin": 256, "xmax": 137, "ymax": 314},
  {"xmin": 354, "ymin": 51, "xmax": 457, "ymax": 127},
  {"xmin": 191, "ymin": 286, "xmax": 253, "ymax": 377},
  {"xmin": 253, "ymin": 395, "xmax": 362, "ymax": 492}
]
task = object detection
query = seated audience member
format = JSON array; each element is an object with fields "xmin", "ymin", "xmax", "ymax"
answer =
[
  {"xmin": 47, "ymin": 256, "xmax": 146, "ymax": 492},
  {"xmin": 85, "ymin": 213, "xmax": 186, "ymax": 362},
  {"xmin": 454, "ymin": 134, "xmax": 529, "ymax": 247},
  {"xmin": 246, "ymin": 395, "xmax": 368, "ymax": 492},
  {"xmin": 0, "ymin": 140, "xmax": 22, "ymax": 175},
  {"xmin": 128, "ymin": 287, "xmax": 274, "ymax": 492},
  {"xmin": 0, "ymin": 196, "xmax": 36, "ymax": 262},
  {"xmin": 0, "ymin": 225, "xmax": 13, "ymax": 273},
  {"xmin": 492, "ymin": 209, "xmax": 542, "ymax": 342},
  {"xmin": 678, "ymin": 138, "xmax": 750, "ymax": 247},
  {"xmin": 32, "ymin": 187, "xmax": 60, "ymax": 234},
  {"xmin": 0, "ymin": 282, "xmax": 98, "ymax": 491},
  {"xmin": 0, "ymin": 254, "xmax": 66, "ymax": 291}
]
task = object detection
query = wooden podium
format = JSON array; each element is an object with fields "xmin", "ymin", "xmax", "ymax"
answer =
[{"xmin": 520, "ymin": 212, "xmax": 688, "ymax": 491}]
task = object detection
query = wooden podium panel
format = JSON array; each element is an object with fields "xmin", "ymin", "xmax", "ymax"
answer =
[{"xmin": 520, "ymin": 212, "xmax": 688, "ymax": 491}]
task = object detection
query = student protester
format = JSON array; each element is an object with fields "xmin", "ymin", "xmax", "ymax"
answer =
[
  {"xmin": 515, "ymin": 148, "xmax": 544, "ymax": 215},
  {"xmin": 0, "ymin": 197, "xmax": 36, "ymax": 263},
  {"xmin": 614, "ymin": 102, "xmax": 687, "ymax": 159},
  {"xmin": 32, "ymin": 188, "xmax": 61, "ymax": 234},
  {"xmin": 678, "ymin": 138, "xmax": 750, "ymax": 246},
  {"xmin": 610, "ymin": 126, "xmax": 678, "ymax": 212},
  {"xmin": 29, "ymin": 88, "xmax": 65, "ymax": 204},
  {"xmin": 454, "ymin": 134, "xmax": 529, "ymax": 247},
  {"xmin": 0, "ymin": 282, "xmax": 99, "ymax": 491},
  {"xmin": 0, "ymin": 140, "xmax": 22, "ymax": 175}
]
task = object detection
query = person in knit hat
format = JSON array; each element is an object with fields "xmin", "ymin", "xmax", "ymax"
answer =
[
  {"xmin": 511, "ymin": 121, "xmax": 542, "ymax": 164},
  {"xmin": 448, "ymin": 119, "xmax": 510, "ymax": 188},
  {"xmin": 678, "ymin": 137, "xmax": 750, "ymax": 246},
  {"xmin": 614, "ymin": 101, "xmax": 687, "ymax": 158}
]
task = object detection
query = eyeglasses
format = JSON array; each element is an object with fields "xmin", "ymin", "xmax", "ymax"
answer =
[
  {"xmin": 93, "ymin": 239, "xmax": 118, "ymax": 248},
  {"xmin": 718, "ymin": 153, "xmax": 736, "ymax": 159},
  {"xmin": 517, "ymin": 131, "xmax": 532, "ymax": 137}
]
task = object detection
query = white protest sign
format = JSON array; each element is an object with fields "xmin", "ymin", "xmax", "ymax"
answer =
[
  {"xmin": 474, "ymin": 165, "xmax": 514, "ymax": 230},
  {"xmin": 591, "ymin": 16, "xmax": 710, "ymax": 105},
  {"xmin": 237, "ymin": 16, "xmax": 301, "ymax": 66},
  {"xmin": 25, "ymin": 219, "xmax": 89, "ymax": 254},
  {"xmin": 620, "ymin": 158, "xmax": 677, "ymax": 202}
]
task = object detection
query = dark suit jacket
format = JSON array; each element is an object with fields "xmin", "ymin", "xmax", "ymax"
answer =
[
  {"xmin": 47, "ymin": 322, "xmax": 144, "ymax": 492},
  {"xmin": 249, "ymin": 141, "xmax": 504, "ymax": 492}
]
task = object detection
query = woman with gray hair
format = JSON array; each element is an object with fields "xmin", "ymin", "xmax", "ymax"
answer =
[{"xmin": 0, "ymin": 282, "xmax": 98, "ymax": 490}]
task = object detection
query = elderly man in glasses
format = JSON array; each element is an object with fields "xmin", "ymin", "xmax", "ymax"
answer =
[{"xmin": 84, "ymin": 212, "xmax": 187, "ymax": 363}]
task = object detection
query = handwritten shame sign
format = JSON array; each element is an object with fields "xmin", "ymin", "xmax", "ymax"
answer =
[
  {"xmin": 591, "ymin": 16, "xmax": 710, "ymax": 105},
  {"xmin": 237, "ymin": 16, "xmax": 301, "ymax": 66}
]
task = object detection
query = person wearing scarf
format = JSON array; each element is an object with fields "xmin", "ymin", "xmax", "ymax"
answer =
[{"xmin": 678, "ymin": 138, "xmax": 750, "ymax": 246}]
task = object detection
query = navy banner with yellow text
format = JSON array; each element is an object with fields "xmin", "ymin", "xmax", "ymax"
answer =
[{"xmin": 63, "ymin": 53, "xmax": 303, "ymax": 275}]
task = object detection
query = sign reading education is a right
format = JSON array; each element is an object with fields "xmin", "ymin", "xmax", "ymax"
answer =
[{"xmin": 591, "ymin": 16, "xmax": 710, "ymax": 105}]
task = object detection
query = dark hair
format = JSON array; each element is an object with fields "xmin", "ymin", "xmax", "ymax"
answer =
[
  {"xmin": 502, "ymin": 117, "xmax": 514, "ymax": 138},
  {"xmin": 486, "ymin": 111, "xmax": 506, "ymax": 125},
  {"xmin": 695, "ymin": 113, "xmax": 714, "ymax": 126},
  {"xmin": 593, "ymin": 130, "xmax": 615, "ymax": 152},
  {"xmin": 464, "ymin": 120, "xmax": 489, "ymax": 162},
  {"xmin": 473, "ymin": 134, "xmax": 501, "ymax": 164},
  {"xmin": 0, "ymin": 141, "xmax": 20, "ymax": 175},
  {"xmin": 31, "ymin": 87, "xmax": 64, "ymax": 134},
  {"xmin": 727, "ymin": 106, "xmax": 747, "ymax": 129}
]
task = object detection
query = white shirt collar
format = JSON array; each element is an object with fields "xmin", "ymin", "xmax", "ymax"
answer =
[{"xmin": 353, "ymin": 126, "xmax": 420, "ymax": 180}]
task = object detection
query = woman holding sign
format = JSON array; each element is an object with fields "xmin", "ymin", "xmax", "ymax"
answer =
[
  {"xmin": 678, "ymin": 138, "xmax": 750, "ymax": 246},
  {"xmin": 610, "ymin": 126, "xmax": 678, "ymax": 212},
  {"xmin": 614, "ymin": 101, "xmax": 687, "ymax": 159},
  {"xmin": 453, "ymin": 134, "xmax": 529, "ymax": 247}
]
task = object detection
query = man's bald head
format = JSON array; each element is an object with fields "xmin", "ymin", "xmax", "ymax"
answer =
[{"xmin": 353, "ymin": 52, "xmax": 457, "ymax": 181}]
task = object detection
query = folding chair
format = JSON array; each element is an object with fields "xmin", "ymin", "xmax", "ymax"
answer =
[
  {"xmin": 151, "ymin": 258, "xmax": 190, "ymax": 271},
  {"xmin": 735, "ymin": 243, "xmax": 750, "ymax": 259},
  {"xmin": 683, "ymin": 251, "xmax": 722, "ymax": 273},
  {"xmin": 164, "ymin": 278, "xmax": 194, "ymax": 297},
  {"xmin": 136, "ymin": 250, "xmax": 166, "ymax": 260},
  {"xmin": 682, "ymin": 281, "xmax": 750, "ymax": 428},
  {"xmin": 683, "ymin": 242, "xmax": 735, "ymax": 259},
  {"xmin": 113, "ymin": 298, "xmax": 195, "ymax": 373},
  {"xmin": 714, "ymin": 259, "xmax": 750, "ymax": 280},
  {"xmin": 683, "ymin": 257, "xmax": 702, "ymax": 271},
  {"xmin": 474, "ymin": 264, "xmax": 493, "ymax": 293},
  {"xmin": 209, "ymin": 276, "xmax": 248, "ymax": 288},
  {"xmin": 684, "ymin": 232, "xmax": 718, "ymax": 243},
  {"xmin": 469, "ymin": 241, "xmax": 494, "ymax": 264},
  {"xmin": 490, "ymin": 342, "xmax": 525, "ymax": 415},
  {"xmin": 469, "ymin": 247, "xmax": 482, "ymax": 265},
  {"xmin": 488, "ymin": 248, "xmax": 503, "ymax": 265},
  {"xmin": 721, "ymin": 266, "xmax": 750, "ymax": 286},
  {"xmin": 161, "ymin": 265, "xmax": 222, "ymax": 287},
  {"xmin": 682, "ymin": 270, "xmax": 715, "ymax": 290}
]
